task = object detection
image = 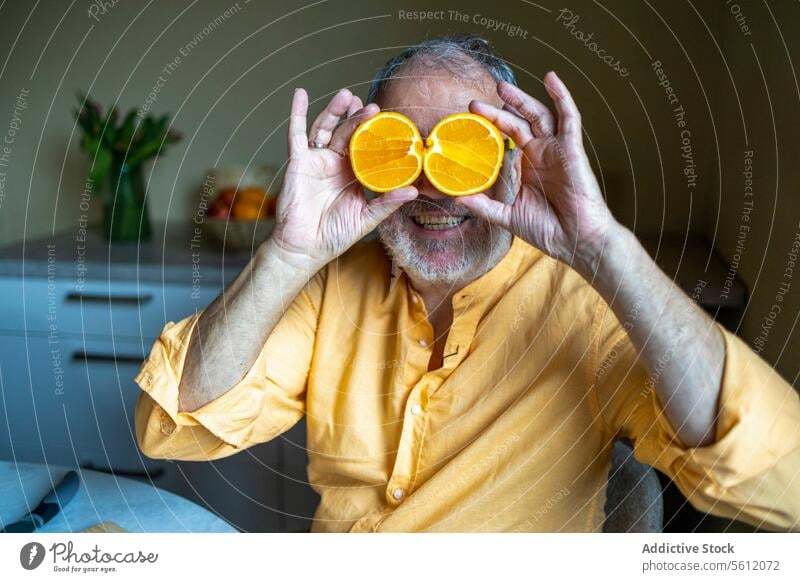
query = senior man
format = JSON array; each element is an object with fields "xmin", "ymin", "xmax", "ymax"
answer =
[{"xmin": 135, "ymin": 35, "xmax": 800, "ymax": 532}]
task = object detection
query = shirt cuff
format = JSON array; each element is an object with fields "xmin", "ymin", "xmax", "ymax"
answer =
[
  {"xmin": 135, "ymin": 313, "xmax": 270, "ymax": 449},
  {"xmin": 635, "ymin": 322, "xmax": 800, "ymax": 492}
]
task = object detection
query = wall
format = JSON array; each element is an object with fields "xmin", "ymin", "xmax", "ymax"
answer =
[
  {"xmin": 0, "ymin": 0, "xmax": 724, "ymax": 244},
  {"xmin": 0, "ymin": 1, "xmax": 796, "ymax": 383},
  {"xmin": 711, "ymin": 1, "xmax": 800, "ymax": 384}
]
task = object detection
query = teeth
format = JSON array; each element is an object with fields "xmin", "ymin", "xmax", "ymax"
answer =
[{"xmin": 412, "ymin": 215, "xmax": 467, "ymax": 230}]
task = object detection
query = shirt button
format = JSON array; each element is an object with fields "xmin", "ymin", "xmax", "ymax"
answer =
[
  {"xmin": 392, "ymin": 487, "xmax": 405, "ymax": 500},
  {"xmin": 411, "ymin": 295, "xmax": 418, "ymax": 304},
  {"xmin": 410, "ymin": 404, "xmax": 422, "ymax": 415},
  {"xmin": 418, "ymin": 339, "xmax": 428, "ymax": 347},
  {"xmin": 159, "ymin": 409, "xmax": 174, "ymax": 436}
]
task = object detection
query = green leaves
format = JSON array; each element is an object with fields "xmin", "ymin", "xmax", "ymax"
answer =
[
  {"xmin": 115, "ymin": 109, "xmax": 139, "ymax": 150},
  {"xmin": 126, "ymin": 113, "xmax": 181, "ymax": 168},
  {"xmin": 74, "ymin": 93, "xmax": 181, "ymax": 185},
  {"xmin": 79, "ymin": 133, "xmax": 112, "ymax": 184}
]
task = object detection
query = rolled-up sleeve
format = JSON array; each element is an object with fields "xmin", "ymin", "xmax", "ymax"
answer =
[
  {"xmin": 134, "ymin": 269, "xmax": 325, "ymax": 461},
  {"xmin": 590, "ymin": 298, "xmax": 800, "ymax": 532}
]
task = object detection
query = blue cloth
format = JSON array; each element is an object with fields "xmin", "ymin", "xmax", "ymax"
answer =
[{"xmin": 0, "ymin": 462, "xmax": 236, "ymax": 533}]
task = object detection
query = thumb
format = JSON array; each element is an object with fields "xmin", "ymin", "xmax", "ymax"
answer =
[
  {"xmin": 458, "ymin": 193, "xmax": 512, "ymax": 230},
  {"xmin": 361, "ymin": 186, "xmax": 418, "ymax": 231}
]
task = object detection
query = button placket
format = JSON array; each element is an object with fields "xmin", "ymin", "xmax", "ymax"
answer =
[
  {"xmin": 440, "ymin": 296, "xmax": 481, "ymax": 371},
  {"xmin": 407, "ymin": 284, "xmax": 433, "ymax": 354},
  {"xmin": 386, "ymin": 380, "xmax": 430, "ymax": 505}
]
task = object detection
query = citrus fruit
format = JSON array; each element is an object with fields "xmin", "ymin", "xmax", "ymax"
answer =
[
  {"xmin": 422, "ymin": 113, "xmax": 505, "ymax": 196},
  {"xmin": 349, "ymin": 111, "xmax": 505, "ymax": 196},
  {"xmin": 232, "ymin": 187, "xmax": 270, "ymax": 220},
  {"xmin": 349, "ymin": 112, "xmax": 424, "ymax": 192}
]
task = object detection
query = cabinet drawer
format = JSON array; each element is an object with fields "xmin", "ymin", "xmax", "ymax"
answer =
[
  {"xmin": 0, "ymin": 277, "xmax": 219, "ymax": 339},
  {"xmin": 0, "ymin": 335, "xmax": 162, "ymax": 474}
]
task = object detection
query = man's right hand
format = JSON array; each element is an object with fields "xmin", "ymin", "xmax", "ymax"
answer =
[
  {"xmin": 176, "ymin": 88, "xmax": 415, "ymax": 413},
  {"xmin": 270, "ymin": 88, "xmax": 418, "ymax": 269}
]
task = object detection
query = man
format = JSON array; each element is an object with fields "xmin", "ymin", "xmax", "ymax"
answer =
[{"xmin": 135, "ymin": 35, "xmax": 800, "ymax": 532}]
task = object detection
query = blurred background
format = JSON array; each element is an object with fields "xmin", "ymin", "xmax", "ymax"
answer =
[{"xmin": 0, "ymin": 0, "xmax": 797, "ymax": 532}]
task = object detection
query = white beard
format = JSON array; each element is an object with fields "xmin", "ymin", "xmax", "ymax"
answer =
[{"xmin": 377, "ymin": 203, "xmax": 513, "ymax": 287}]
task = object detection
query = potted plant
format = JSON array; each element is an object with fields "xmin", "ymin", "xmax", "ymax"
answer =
[{"xmin": 74, "ymin": 94, "xmax": 181, "ymax": 242}]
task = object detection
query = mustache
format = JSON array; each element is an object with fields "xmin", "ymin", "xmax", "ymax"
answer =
[{"xmin": 398, "ymin": 195, "xmax": 473, "ymax": 217}]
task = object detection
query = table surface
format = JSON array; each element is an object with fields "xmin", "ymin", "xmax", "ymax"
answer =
[
  {"xmin": 0, "ymin": 461, "xmax": 237, "ymax": 533},
  {"xmin": 0, "ymin": 222, "xmax": 251, "ymax": 285}
]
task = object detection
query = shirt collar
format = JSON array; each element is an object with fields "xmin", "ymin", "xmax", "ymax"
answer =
[{"xmin": 388, "ymin": 256, "xmax": 405, "ymax": 292}]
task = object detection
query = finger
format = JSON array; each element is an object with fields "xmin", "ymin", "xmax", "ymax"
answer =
[
  {"xmin": 308, "ymin": 88, "xmax": 353, "ymax": 146},
  {"xmin": 496, "ymin": 81, "xmax": 556, "ymax": 137},
  {"xmin": 502, "ymin": 102, "xmax": 523, "ymax": 118},
  {"xmin": 288, "ymin": 88, "xmax": 309, "ymax": 155},
  {"xmin": 543, "ymin": 71, "xmax": 581, "ymax": 138},
  {"xmin": 503, "ymin": 103, "xmax": 539, "ymax": 135},
  {"xmin": 361, "ymin": 186, "xmax": 418, "ymax": 231},
  {"xmin": 469, "ymin": 100, "xmax": 535, "ymax": 150},
  {"xmin": 346, "ymin": 95, "xmax": 363, "ymax": 118},
  {"xmin": 329, "ymin": 103, "xmax": 379, "ymax": 155},
  {"xmin": 456, "ymin": 193, "xmax": 512, "ymax": 230}
]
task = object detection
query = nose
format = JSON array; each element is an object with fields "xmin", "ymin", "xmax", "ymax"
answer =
[{"xmin": 413, "ymin": 173, "xmax": 449, "ymax": 199}]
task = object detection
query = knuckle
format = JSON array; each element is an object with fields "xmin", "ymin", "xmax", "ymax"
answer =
[{"xmin": 508, "ymin": 93, "xmax": 524, "ymax": 109}]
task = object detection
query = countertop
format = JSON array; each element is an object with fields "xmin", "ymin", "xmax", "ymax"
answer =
[{"xmin": 0, "ymin": 222, "xmax": 252, "ymax": 285}]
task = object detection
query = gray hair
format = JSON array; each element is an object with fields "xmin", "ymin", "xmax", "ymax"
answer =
[{"xmin": 366, "ymin": 34, "xmax": 517, "ymax": 104}]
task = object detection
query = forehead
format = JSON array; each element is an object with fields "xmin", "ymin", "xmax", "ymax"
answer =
[{"xmin": 376, "ymin": 63, "xmax": 503, "ymax": 137}]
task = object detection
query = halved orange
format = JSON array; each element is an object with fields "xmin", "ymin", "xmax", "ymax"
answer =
[
  {"xmin": 349, "ymin": 112, "xmax": 424, "ymax": 193},
  {"xmin": 350, "ymin": 111, "xmax": 505, "ymax": 196},
  {"xmin": 423, "ymin": 113, "xmax": 505, "ymax": 196}
]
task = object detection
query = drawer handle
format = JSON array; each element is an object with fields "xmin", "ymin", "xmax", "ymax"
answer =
[
  {"xmin": 82, "ymin": 462, "xmax": 165, "ymax": 480},
  {"xmin": 72, "ymin": 351, "xmax": 144, "ymax": 365},
  {"xmin": 65, "ymin": 291, "xmax": 153, "ymax": 306}
]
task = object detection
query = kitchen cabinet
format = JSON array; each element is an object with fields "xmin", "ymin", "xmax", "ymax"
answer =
[{"xmin": 0, "ymin": 223, "xmax": 318, "ymax": 532}]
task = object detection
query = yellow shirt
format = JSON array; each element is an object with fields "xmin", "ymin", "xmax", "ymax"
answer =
[{"xmin": 134, "ymin": 235, "xmax": 800, "ymax": 532}]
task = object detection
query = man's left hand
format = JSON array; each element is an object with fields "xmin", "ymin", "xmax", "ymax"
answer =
[
  {"xmin": 460, "ymin": 71, "xmax": 618, "ymax": 276},
  {"xmin": 461, "ymin": 72, "xmax": 725, "ymax": 449}
]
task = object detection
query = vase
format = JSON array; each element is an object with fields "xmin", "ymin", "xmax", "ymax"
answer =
[{"xmin": 103, "ymin": 157, "xmax": 151, "ymax": 242}]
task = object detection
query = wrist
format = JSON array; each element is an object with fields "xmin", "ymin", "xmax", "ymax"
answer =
[
  {"xmin": 258, "ymin": 236, "xmax": 326, "ymax": 282},
  {"xmin": 571, "ymin": 222, "xmax": 637, "ymax": 284}
]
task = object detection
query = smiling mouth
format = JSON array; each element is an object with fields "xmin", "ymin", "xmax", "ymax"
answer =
[{"xmin": 411, "ymin": 214, "xmax": 469, "ymax": 230}]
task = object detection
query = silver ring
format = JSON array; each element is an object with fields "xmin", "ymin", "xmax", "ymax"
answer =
[{"xmin": 310, "ymin": 141, "xmax": 327, "ymax": 149}]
